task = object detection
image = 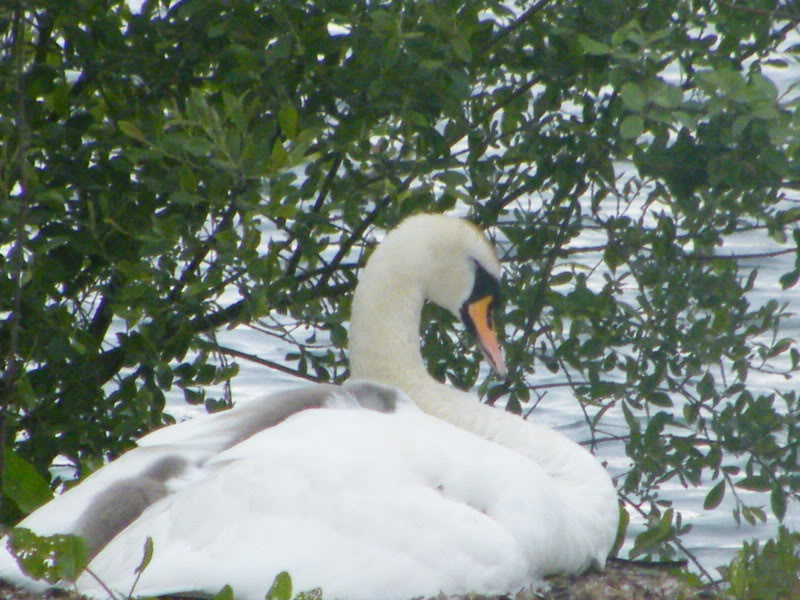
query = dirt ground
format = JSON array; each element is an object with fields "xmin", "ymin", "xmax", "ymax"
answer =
[{"xmin": 0, "ymin": 560, "xmax": 725, "ymax": 600}]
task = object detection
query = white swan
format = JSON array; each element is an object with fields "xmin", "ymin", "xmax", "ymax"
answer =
[{"xmin": 0, "ymin": 214, "xmax": 619, "ymax": 600}]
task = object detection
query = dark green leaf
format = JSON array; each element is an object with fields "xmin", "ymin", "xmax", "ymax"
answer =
[
  {"xmin": 704, "ymin": 480, "xmax": 726, "ymax": 510},
  {"xmin": 770, "ymin": 486, "xmax": 787, "ymax": 521},
  {"xmin": 3, "ymin": 450, "xmax": 53, "ymax": 514},
  {"xmin": 620, "ymin": 82, "xmax": 646, "ymax": 112},
  {"xmin": 579, "ymin": 34, "xmax": 611, "ymax": 55},
  {"xmin": 278, "ymin": 104, "xmax": 298, "ymax": 139},
  {"xmin": 119, "ymin": 121, "xmax": 146, "ymax": 142},
  {"xmin": 620, "ymin": 115, "xmax": 644, "ymax": 139},
  {"xmin": 55, "ymin": 535, "xmax": 88, "ymax": 582},
  {"xmin": 646, "ymin": 391, "xmax": 673, "ymax": 408},
  {"xmin": 736, "ymin": 476, "xmax": 771, "ymax": 492}
]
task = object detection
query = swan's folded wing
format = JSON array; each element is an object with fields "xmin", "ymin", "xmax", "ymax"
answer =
[
  {"xmin": 0, "ymin": 382, "xmax": 409, "ymax": 591},
  {"xmin": 75, "ymin": 406, "xmax": 546, "ymax": 600}
]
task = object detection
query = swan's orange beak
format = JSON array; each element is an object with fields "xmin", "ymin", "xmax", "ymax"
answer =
[{"xmin": 465, "ymin": 296, "xmax": 507, "ymax": 379}]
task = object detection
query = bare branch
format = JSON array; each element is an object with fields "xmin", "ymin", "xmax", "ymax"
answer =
[{"xmin": 215, "ymin": 345, "xmax": 322, "ymax": 383}]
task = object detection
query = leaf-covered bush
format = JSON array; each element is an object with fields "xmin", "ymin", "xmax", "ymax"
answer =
[{"xmin": 2, "ymin": 0, "xmax": 799, "ymax": 587}]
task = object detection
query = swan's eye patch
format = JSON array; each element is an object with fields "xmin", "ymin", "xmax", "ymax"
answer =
[{"xmin": 467, "ymin": 261, "xmax": 503, "ymax": 312}]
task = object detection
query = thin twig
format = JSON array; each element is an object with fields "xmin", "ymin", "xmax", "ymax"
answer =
[
  {"xmin": 83, "ymin": 567, "xmax": 122, "ymax": 600},
  {"xmin": 284, "ymin": 153, "xmax": 343, "ymax": 279},
  {"xmin": 688, "ymin": 248, "xmax": 795, "ymax": 261},
  {"xmin": 168, "ymin": 203, "xmax": 238, "ymax": 303},
  {"xmin": 215, "ymin": 345, "xmax": 322, "ymax": 383},
  {"xmin": 485, "ymin": 0, "xmax": 551, "ymax": 53},
  {"xmin": 717, "ymin": 0, "xmax": 800, "ymax": 22},
  {"xmin": 316, "ymin": 194, "xmax": 393, "ymax": 290}
]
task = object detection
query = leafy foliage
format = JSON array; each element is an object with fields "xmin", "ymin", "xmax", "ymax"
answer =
[
  {"xmin": 7, "ymin": 528, "xmax": 87, "ymax": 585},
  {"xmin": 1, "ymin": 0, "xmax": 799, "ymax": 583},
  {"xmin": 2, "ymin": 449, "xmax": 52, "ymax": 515},
  {"xmin": 722, "ymin": 526, "xmax": 800, "ymax": 600},
  {"xmin": 215, "ymin": 572, "xmax": 323, "ymax": 600}
]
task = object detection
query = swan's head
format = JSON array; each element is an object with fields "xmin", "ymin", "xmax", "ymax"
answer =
[{"xmin": 358, "ymin": 214, "xmax": 507, "ymax": 378}]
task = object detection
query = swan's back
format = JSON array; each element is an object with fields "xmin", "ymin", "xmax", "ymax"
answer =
[
  {"xmin": 75, "ymin": 397, "xmax": 567, "ymax": 600},
  {"xmin": 0, "ymin": 380, "xmax": 612, "ymax": 600}
]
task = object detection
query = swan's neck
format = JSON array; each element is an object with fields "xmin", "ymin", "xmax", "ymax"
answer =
[{"xmin": 349, "ymin": 266, "xmax": 434, "ymax": 386}]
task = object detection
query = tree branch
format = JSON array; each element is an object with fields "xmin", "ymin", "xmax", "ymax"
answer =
[
  {"xmin": 168, "ymin": 202, "xmax": 238, "ymax": 303},
  {"xmin": 1, "ymin": 0, "xmax": 32, "ymax": 511},
  {"xmin": 284, "ymin": 153, "xmax": 343, "ymax": 279},
  {"xmin": 485, "ymin": 0, "xmax": 551, "ymax": 53},
  {"xmin": 316, "ymin": 194, "xmax": 393, "ymax": 290},
  {"xmin": 215, "ymin": 345, "xmax": 322, "ymax": 383}
]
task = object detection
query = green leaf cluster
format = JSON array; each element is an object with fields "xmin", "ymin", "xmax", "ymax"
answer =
[
  {"xmin": 212, "ymin": 572, "xmax": 322, "ymax": 600},
  {"xmin": 1, "ymin": 0, "xmax": 799, "ymax": 585},
  {"xmin": 722, "ymin": 526, "xmax": 800, "ymax": 600},
  {"xmin": 7, "ymin": 528, "xmax": 88, "ymax": 585}
]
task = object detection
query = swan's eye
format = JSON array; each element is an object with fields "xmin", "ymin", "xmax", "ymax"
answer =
[{"xmin": 468, "ymin": 262, "xmax": 501, "ymax": 305}]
